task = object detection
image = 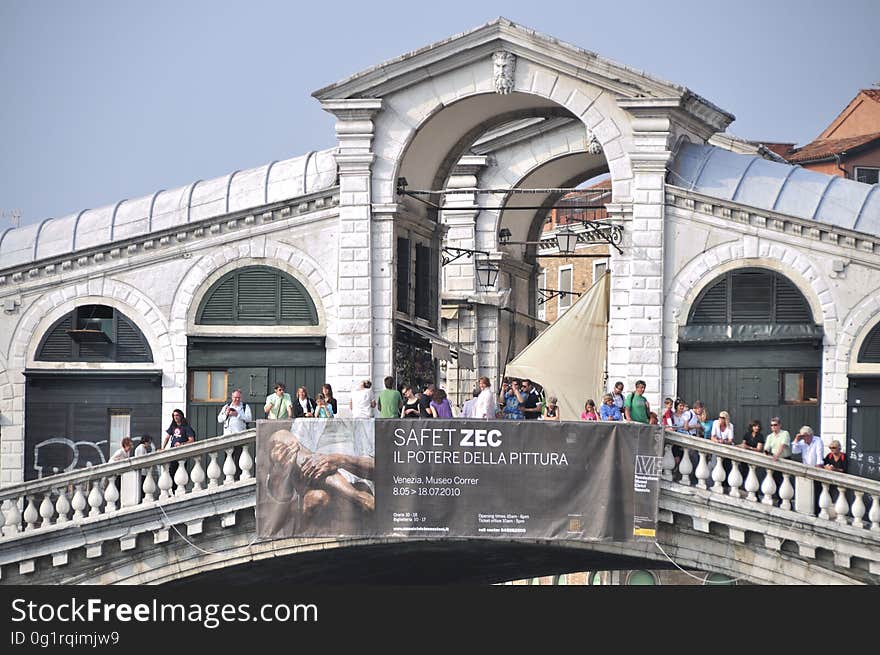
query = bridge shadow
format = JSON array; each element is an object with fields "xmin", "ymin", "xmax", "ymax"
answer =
[{"xmin": 165, "ymin": 538, "xmax": 669, "ymax": 586}]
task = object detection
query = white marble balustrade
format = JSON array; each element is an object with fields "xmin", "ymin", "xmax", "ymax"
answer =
[
  {"xmin": 662, "ymin": 430, "xmax": 880, "ymax": 531},
  {"xmin": 0, "ymin": 430, "xmax": 257, "ymax": 539}
]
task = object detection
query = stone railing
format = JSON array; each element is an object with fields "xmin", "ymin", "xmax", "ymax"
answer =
[
  {"xmin": 0, "ymin": 430, "xmax": 257, "ymax": 539},
  {"xmin": 663, "ymin": 431, "xmax": 880, "ymax": 531}
]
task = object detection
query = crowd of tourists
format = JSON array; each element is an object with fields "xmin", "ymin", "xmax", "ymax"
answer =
[{"xmin": 107, "ymin": 377, "xmax": 846, "ymax": 475}]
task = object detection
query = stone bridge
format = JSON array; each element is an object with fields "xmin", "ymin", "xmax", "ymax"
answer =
[{"xmin": 1, "ymin": 429, "xmax": 878, "ymax": 585}]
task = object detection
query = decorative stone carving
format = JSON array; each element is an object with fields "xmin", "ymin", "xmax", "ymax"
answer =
[
  {"xmin": 587, "ymin": 130, "xmax": 603, "ymax": 155},
  {"xmin": 492, "ymin": 51, "xmax": 516, "ymax": 95}
]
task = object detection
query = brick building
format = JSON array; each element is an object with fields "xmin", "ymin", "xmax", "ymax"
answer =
[
  {"xmin": 536, "ymin": 179, "xmax": 611, "ymax": 324},
  {"xmin": 761, "ymin": 88, "xmax": 880, "ymax": 184}
]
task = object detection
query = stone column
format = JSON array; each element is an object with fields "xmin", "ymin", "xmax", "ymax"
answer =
[
  {"xmin": 321, "ymin": 99, "xmax": 382, "ymax": 414},
  {"xmin": 610, "ymin": 98, "xmax": 731, "ymax": 409},
  {"xmin": 607, "ymin": 102, "xmax": 676, "ymax": 410},
  {"xmin": 439, "ymin": 156, "xmax": 488, "ymax": 405}
]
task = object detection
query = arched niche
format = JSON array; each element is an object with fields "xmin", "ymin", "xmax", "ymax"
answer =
[
  {"xmin": 36, "ymin": 304, "xmax": 153, "ymax": 363},
  {"xmin": 195, "ymin": 265, "xmax": 319, "ymax": 326}
]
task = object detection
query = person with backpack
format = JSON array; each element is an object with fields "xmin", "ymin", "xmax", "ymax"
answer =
[
  {"xmin": 218, "ymin": 388, "xmax": 253, "ymax": 435},
  {"xmin": 623, "ymin": 380, "xmax": 651, "ymax": 424}
]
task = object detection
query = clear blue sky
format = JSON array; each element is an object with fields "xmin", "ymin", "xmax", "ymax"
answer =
[{"xmin": 2, "ymin": 0, "xmax": 878, "ymax": 227}]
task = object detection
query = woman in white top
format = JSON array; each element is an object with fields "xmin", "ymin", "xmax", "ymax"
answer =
[
  {"xmin": 710, "ymin": 411, "xmax": 735, "ymax": 445},
  {"xmin": 110, "ymin": 437, "xmax": 133, "ymax": 462},
  {"xmin": 133, "ymin": 435, "xmax": 154, "ymax": 457}
]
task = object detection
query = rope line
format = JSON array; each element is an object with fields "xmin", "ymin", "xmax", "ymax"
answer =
[
  {"xmin": 155, "ymin": 499, "xmax": 263, "ymax": 556},
  {"xmin": 653, "ymin": 540, "xmax": 748, "ymax": 584}
]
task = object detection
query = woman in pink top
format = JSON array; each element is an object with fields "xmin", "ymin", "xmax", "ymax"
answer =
[{"xmin": 581, "ymin": 399, "xmax": 599, "ymax": 421}]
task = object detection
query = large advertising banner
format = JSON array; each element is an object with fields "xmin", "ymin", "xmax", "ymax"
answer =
[{"xmin": 256, "ymin": 418, "xmax": 663, "ymax": 542}]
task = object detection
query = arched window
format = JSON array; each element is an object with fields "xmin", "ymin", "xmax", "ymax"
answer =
[
  {"xmin": 858, "ymin": 322, "xmax": 880, "ymax": 363},
  {"xmin": 196, "ymin": 266, "xmax": 318, "ymax": 325},
  {"xmin": 36, "ymin": 305, "xmax": 152, "ymax": 362},
  {"xmin": 625, "ymin": 570, "xmax": 657, "ymax": 585},
  {"xmin": 689, "ymin": 268, "xmax": 813, "ymax": 325}
]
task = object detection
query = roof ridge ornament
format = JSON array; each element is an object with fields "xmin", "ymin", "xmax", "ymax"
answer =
[{"xmin": 492, "ymin": 50, "xmax": 516, "ymax": 95}]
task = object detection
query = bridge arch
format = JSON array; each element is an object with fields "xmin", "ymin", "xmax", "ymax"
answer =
[{"xmin": 371, "ymin": 62, "xmax": 634, "ymax": 221}]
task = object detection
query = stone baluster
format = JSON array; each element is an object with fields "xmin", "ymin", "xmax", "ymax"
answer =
[
  {"xmin": 240, "ymin": 445, "xmax": 254, "ymax": 481},
  {"xmin": 191, "ymin": 457, "xmax": 206, "ymax": 492},
  {"xmin": 223, "ymin": 448, "xmax": 237, "ymax": 484},
  {"xmin": 142, "ymin": 468, "xmax": 157, "ymax": 502},
  {"xmin": 104, "ymin": 477, "xmax": 119, "ymax": 513},
  {"xmin": 207, "ymin": 452, "xmax": 222, "ymax": 488},
  {"xmin": 834, "ymin": 486, "xmax": 850, "ymax": 525},
  {"xmin": 24, "ymin": 496, "xmax": 39, "ymax": 531},
  {"xmin": 869, "ymin": 494, "xmax": 880, "ymax": 531},
  {"xmin": 818, "ymin": 483, "xmax": 832, "ymax": 520},
  {"xmin": 39, "ymin": 492, "xmax": 55, "ymax": 527},
  {"xmin": 6, "ymin": 498, "xmax": 24, "ymax": 532},
  {"xmin": 87, "ymin": 481, "xmax": 103, "ymax": 517},
  {"xmin": 695, "ymin": 452, "xmax": 710, "ymax": 490},
  {"xmin": 55, "ymin": 488, "xmax": 71, "ymax": 524},
  {"xmin": 711, "ymin": 456, "xmax": 726, "ymax": 494},
  {"xmin": 778, "ymin": 474, "xmax": 794, "ymax": 511},
  {"xmin": 158, "ymin": 464, "xmax": 173, "ymax": 500},
  {"xmin": 5, "ymin": 498, "xmax": 22, "ymax": 534},
  {"xmin": 0, "ymin": 499, "xmax": 7, "ymax": 535},
  {"xmin": 72, "ymin": 485, "xmax": 87, "ymax": 520},
  {"xmin": 727, "ymin": 460, "xmax": 744, "ymax": 498},
  {"xmin": 744, "ymin": 465, "xmax": 760, "ymax": 501},
  {"xmin": 173, "ymin": 460, "xmax": 190, "ymax": 497},
  {"xmin": 661, "ymin": 444, "xmax": 675, "ymax": 482},
  {"xmin": 678, "ymin": 448, "xmax": 693, "ymax": 486},
  {"xmin": 760, "ymin": 470, "xmax": 777, "ymax": 506},
  {"xmin": 851, "ymin": 491, "xmax": 866, "ymax": 529}
]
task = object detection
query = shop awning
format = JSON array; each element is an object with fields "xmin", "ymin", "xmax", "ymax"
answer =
[{"xmin": 396, "ymin": 320, "xmax": 473, "ymax": 367}]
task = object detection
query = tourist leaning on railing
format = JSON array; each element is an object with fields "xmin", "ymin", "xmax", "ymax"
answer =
[{"xmin": 824, "ymin": 440, "xmax": 847, "ymax": 473}]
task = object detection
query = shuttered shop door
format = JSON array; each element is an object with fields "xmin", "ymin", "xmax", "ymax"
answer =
[
  {"xmin": 187, "ymin": 338, "xmax": 325, "ymax": 439},
  {"xmin": 24, "ymin": 373, "xmax": 161, "ymax": 480}
]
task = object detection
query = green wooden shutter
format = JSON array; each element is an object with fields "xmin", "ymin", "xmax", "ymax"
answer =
[
  {"xmin": 37, "ymin": 315, "xmax": 74, "ymax": 361},
  {"xmin": 859, "ymin": 324, "xmax": 880, "ymax": 362},
  {"xmin": 774, "ymin": 277, "xmax": 812, "ymax": 323},
  {"xmin": 731, "ymin": 270, "xmax": 772, "ymax": 323},
  {"xmin": 197, "ymin": 266, "xmax": 318, "ymax": 325},
  {"xmin": 199, "ymin": 276, "xmax": 235, "ymax": 323},
  {"xmin": 690, "ymin": 276, "xmax": 727, "ymax": 324},
  {"xmin": 237, "ymin": 268, "xmax": 280, "ymax": 322},
  {"xmin": 116, "ymin": 313, "xmax": 153, "ymax": 362},
  {"xmin": 280, "ymin": 276, "xmax": 317, "ymax": 323}
]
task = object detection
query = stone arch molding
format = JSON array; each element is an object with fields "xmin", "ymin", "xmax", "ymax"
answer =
[
  {"xmin": 666, "ymin": 241, "xmax": 836, "ymax": 339},
  {"xmin": 371, "ymin": 55, "xmax": 635, "ymax": 207},
  {"xmin": 838, "ymin": 291, "xmax": 880, "ymax": 370},
  {"xmin": 472, "ymin": 122, "xmax": 606, "ymax": 247},
  {"xmin": 11, "ymin": 279, "xmax": 172, "ymax": 371},
  {"xmin": 171, "ymin": 244, "xmax": 336, "ymax": 344}
]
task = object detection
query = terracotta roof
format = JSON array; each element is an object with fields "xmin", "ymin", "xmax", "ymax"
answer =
[
  {"xmin": 862, "ymin": 89, "xmax": 880, "ymax": 104},
  {"xmin": 786, "ymin": 131, "xmax": 880, "ymax": 163},
  {"xmin": 758, "ymin": 142, "xmax": 797, "ymax": 159}
]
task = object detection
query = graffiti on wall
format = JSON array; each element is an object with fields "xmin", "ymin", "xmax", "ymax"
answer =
[{"xmin": 33, "ymin": 438, "xmax": 108, "ymax": 478}]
